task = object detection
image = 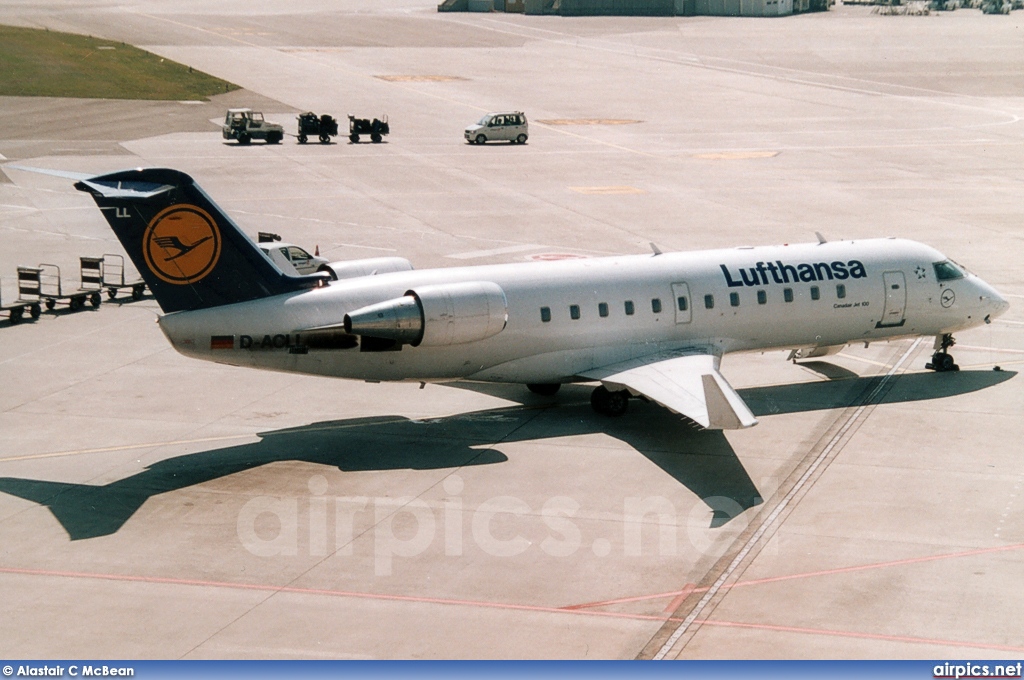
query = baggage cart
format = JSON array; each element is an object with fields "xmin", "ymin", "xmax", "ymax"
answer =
[
  {"xmin": 348, "ymin": 115, "xmax": 389, "ymax": 143},
  {"xmin": 39, "ymin": 259, "xmax": 103, "ymax": 312},
  {"xmin": 1, "ymin": 267, "xmax": 43, "ymax": 324},
  {"xmin": 297, "ymin": 112, "xmax": 339, "ymax": 144},
  {"xmin": 101, "ymin": 254, "xmax": 147, "ymax": 300}
]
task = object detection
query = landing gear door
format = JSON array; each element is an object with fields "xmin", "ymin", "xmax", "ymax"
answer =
[
  {"xmin": 672, "ymin": 282, "xmax": 692, "ymax": 324},
  {"xmin": 880, "ymin": 270, "xmax": 907, "ymax": 327}
]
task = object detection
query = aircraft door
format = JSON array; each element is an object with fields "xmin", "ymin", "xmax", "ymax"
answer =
[
  {"xmin": 672, "ymin": 282, "xmax": 692, "ymax": 324},
  {"xmin": 880, "ymin": 271, "xmax": 907, "ymax": 327}
]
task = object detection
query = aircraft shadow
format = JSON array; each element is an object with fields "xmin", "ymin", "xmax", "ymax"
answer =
[{"xmin": 0, "ymin": 369, "xmax": 1011, "ymax": 541}]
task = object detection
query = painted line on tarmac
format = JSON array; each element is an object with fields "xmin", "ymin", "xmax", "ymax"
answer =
[
  {"xmin": 652, "ymin": 338, "xmax": 923, "ymax": 660},
  {"xmin": 565, "ymin": 541, "xmax": 1024, "ymax": 611},
  {"xmin": 447, "ymin": 244, "xmax": 542, "ymax": 260},
  {"xmin": 2, "ymin": 564, "xmax": 1021, "ymax": 654}
]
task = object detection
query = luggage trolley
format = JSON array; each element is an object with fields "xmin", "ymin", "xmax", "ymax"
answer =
[
  {"xmin": 38, "ymin": 258, "xmax": 103, "ymax": 312},
  {"xmin": 1, "ymin": 267, "xmax": 43, "ymax": 324},
  {"xmin": 101, "ymin": 253, "xmax": 147, "ymax": 300}
]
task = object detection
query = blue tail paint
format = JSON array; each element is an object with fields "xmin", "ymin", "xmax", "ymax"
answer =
[{"xmin": 76, "ymin": 168, "xmax": 327, "ymax": 313}]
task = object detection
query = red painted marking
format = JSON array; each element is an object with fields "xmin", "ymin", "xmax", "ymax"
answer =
[
  {"xmin": 0, "ymin": 565, "xmax": 683, "ymax": 626},
  {"xmin": 2, "ymin": 565, "xmax": 1020, "ymax": 653},
  {"xmin": 564, "ymin": 542, "xmax": 1024, "ymax": 610},
  {"xmin": 695, "ymin": 619, "xmax": 1024, "ymax": 654},
  {"xmin": 663, "ymin": 583, "xmax": 695, "ymax": 613},
  {"xmin": 529, "ymin": 253, "xmax": 588, "ymax": 261}
]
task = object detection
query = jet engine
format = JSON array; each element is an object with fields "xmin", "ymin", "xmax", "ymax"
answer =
[
  {"xmin": 318, "ymin": 257, "xmax": 414, "ymax": 281},
  {"xmin": 343, "ymin": 281, "xmax": 507, "ymax": 347}
]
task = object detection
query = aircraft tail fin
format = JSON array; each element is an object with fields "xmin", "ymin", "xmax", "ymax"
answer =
[{"xmin": 75, "ymin": 168, "xmax": 327, "ymax": 313}]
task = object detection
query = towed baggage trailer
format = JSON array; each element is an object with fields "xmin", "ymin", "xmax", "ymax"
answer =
[
  {"xmin": 348, "ymin": 115, "xmax": 389, "ymax": 143},
  {"xmin": 1, "ymin": 267, "xmax": 43, "ymax": 324},
  {"xmin": 297, "ymin": 112, "xmax": 339, "ymax": 144},
  {"xmin": 38, "ymin": 259, "xmax": 103, "ymax": 312},
  {"xmin": 101, "ymin": 253, "xmax": 147, "ymax": 300}
]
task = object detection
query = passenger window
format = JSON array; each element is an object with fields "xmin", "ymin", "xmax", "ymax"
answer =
[
  {"xmin": 624, "ymin": 300, "xmax": 635, "ymax": 316},
  {"xmin": 599, "ymin": 302, "xmax": 609, "ymax": 317},
  {"xmin": 730, "ymin": 292, "xmax": 740, "ymax": 307},
  {"xmin": 810, "ymin": 286, "xmax": 820, "ymax": 301},
  {"xmin": 570, "ymin": 304, "xmax": 581, "ymax": 320},
  {"xmin": 651, "ymin": 298, "xmax": 662, "ymax": 314},
  {"xmin": 677, "ymin": 296, "xmax": 688, "ymax": 312},
  {"xmin": 784, "ymin": 288, "xmax": 794, "ymax": 303},
  {"xmin": 836, "ymin": 284, "xmax": 846, "ymax": 299},
  {"xmin": 757, "ymin": 290, "xmax": 767, "ymax": 305},
  {"xmin": 540, "ymin": 307, "xmax": 551, "ymax": 323},
  {"xmin": 704, "ymin": 294, "xmax": 714, "ymax": 309}
]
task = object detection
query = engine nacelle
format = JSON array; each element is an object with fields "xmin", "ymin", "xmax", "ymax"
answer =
[
  {"xmin": 319, "ymin": 257, "xmax": 414, "ymax": 281},
  {"xmin": 343, "ymin": 281, "xmax": 507, "ymax": 347}
]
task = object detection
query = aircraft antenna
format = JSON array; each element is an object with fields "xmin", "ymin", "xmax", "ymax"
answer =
[
  {"xmin": 815, "ymin": 231, "xmax": 827, "ymax": 245},
  {"xmin": 649, "ymin": 242, "xmax": 663, "ymax": 256}
]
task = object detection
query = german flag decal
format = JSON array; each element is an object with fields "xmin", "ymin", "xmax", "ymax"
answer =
[{"xmin": 210, "ymin": 335, "xmax": 234, "ymax": 350}]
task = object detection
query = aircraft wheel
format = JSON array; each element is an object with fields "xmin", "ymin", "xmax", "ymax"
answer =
[
  {"xmin": 527, "ymin": 383, "xmax": 560, "ymax": 396},
  {"xmin": 590, "ymin": 385, "xmax": 629, "ymax": 417}
]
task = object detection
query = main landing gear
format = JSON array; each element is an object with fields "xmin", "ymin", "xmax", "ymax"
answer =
[
  {"xmin": 926, "ymin": 333, "xmax": 960, "ymax": 372},
  {"xmin": 590, "ymin": 385, "xmax": 630, "ymax": 417}
]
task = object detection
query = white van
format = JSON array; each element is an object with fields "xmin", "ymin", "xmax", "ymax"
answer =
[{"xmin": 465, "ymin": 112, "xmax": 528, "ymax": 145}]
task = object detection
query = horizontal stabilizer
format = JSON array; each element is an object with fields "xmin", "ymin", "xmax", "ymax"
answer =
[{"xmin": 581, "ymin": 351, "xmax": 758, "ymax": 429}]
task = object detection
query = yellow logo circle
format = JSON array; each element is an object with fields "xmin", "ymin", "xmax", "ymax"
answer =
[{"xmin": 143, "ymin": 205, "xmax": 222, "ymax": 285}]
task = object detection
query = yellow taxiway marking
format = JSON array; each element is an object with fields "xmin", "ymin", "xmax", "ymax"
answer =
[
  {"xmin": 570, "ymin": 186, "xmax": 647, "ymax": 195},
  {"xmin": 692, "ymin": 151, "xmax": 780, "ymax": 160},
  {"xmin": 536, "ymin": 119, "xmax": 642, "ymax": 126}
]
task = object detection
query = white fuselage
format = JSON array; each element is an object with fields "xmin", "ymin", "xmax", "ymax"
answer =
[{"xmin": 159, "ymin": 238, "xmax": 1008, "ymax": 384}]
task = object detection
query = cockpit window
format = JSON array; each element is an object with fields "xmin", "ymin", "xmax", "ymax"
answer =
[{"xmin": 933, "ymin": 261, "xmax": 965, "ymax": 281}]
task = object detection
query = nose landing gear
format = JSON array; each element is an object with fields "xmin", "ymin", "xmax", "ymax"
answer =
[{"xmin": 926, "ymin": 333, "xmax": 960, "ymax": 372}]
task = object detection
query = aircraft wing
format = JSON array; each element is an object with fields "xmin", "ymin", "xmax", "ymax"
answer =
[{"xmin": 580, "ymin": 351, "xmax": 758, "ymax": 430}]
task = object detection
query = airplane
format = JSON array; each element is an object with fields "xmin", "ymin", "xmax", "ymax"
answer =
[{"xmin": 67, "ymin": 167, "xmax": 1008, "ymax": 430}]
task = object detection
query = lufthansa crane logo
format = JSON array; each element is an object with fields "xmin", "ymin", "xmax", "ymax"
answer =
[
  {"xmin": 143, "ymin": 205, "xmax": 222, "ymax": 285},
  {"xmin": 941, "ymin": 288, "xmax": 956, "ymax": 308}
]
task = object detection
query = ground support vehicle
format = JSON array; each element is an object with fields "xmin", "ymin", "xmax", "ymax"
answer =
[
  {"xmin": 257, "ymin": 232, "xmax": 329, "ymax": 275},
  {"xmin": 222, "ymin": 108, "xmax": 284, "ymax": 145},
  {"xmin": 465, "ymin": 111, "xmax": 528, "ymax": 145},
  {"xmin": 297, "ymin": 113, "xmax": 339, "ymax": 144},
  {"xmin": 348, "ymin": 115, "xmax": 389, "ymax": 143},
  {"xmin": 39, "ymin": 259, "xmax": 103, "ymax": 312},
  {"xmin": 1, "ymin": 267, "xmax": 43, "ymax": 324},
  {"xmin": 101, "ymin": 253, "xmax": 147, "ymax": 300}
]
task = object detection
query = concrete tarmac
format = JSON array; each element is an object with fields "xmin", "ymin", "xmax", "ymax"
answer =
[{"xmin": 0, "ymin": 0, "xmax": 1022, "ymax": 659}]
